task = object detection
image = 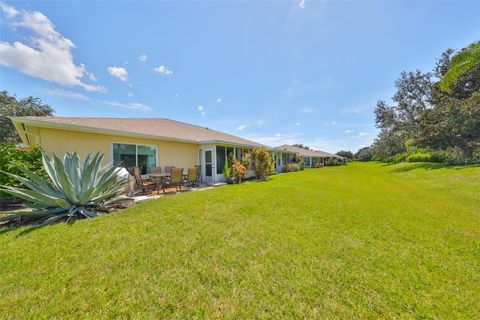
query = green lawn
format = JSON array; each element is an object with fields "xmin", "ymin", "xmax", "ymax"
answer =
[{"xmin": 1, "ymin": 162, "xmax": 479, "ymax": 318}]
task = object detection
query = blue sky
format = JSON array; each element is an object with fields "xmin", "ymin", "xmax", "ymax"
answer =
[{"xmin": 0, "ymin": 1, "xmax": 479, "ymax": 152}]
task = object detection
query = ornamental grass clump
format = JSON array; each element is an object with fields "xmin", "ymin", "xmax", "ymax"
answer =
[{"xmin": 0, "ymin": 152, "xmax": 126, "ymax": 227}]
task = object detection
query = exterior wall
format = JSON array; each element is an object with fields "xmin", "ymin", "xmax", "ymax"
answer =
[{"xmin": 36, "ymin": 127, "xmax": 199, "ymax": 170}]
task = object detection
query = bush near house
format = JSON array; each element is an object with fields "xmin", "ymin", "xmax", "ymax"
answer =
[
  {"xmin": 292, "ymin": 154, "xmax": 305, "ymax": 170},
  {"xmin": 0, "ymin": 144, "xmax": 46, "ymax": 201},
  {"xmin": 231, "ymin": 159, "xmax": 247, "ymax": 183},
  {"xmin": 285, "ymin": 163, "xmax": 301, "ymax": 172},
  {"xmin": 326, "ymin": 158, "xmax": 339, "ymax": 166},
  {"xmin": 250, "ymin": 147, "xmax": 274, "ymax": 180},
  {"xmin": 313, "ymin": 161, "xmax": 323, "ymax": 168}
]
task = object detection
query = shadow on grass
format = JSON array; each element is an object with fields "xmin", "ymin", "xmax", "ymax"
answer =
[
  {"xmin": 389, "ymin": 162, "xmax": 480, "ymax": 173},
  {"xmin": 0, "ymin": 212, "xmax": 83, "ymax": 237}
]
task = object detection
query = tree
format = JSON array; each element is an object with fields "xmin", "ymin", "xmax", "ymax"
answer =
[
  {"xmin": 0, "ymin": 91, "xmax": 54, "ymax": 143},
  {"xmin": 354, "ymin": 147, "xmax": 373, "ymax": 161},
  {"xmin": 416, "ymin": 43, "xmax": 480, "ymax": 158},
  {"xmin": 375, "ymin": 70, "xmax": 433, "ymax": 139},
  {"xmin": 418, "ymin": 92, "xmax": 480, "ymax": 158},
  {"xmin": 438, "ymin": 41, "xmax": 480, "ymax": 94},
  {"xmin": 335, "ymin": 150, "xmax": 353, "ymax": 159},
  {"xmin": 292, "ymin": 144, "xmax": 310, "ymax": 150}
]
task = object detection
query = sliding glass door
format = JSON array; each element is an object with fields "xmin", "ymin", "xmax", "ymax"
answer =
[{"xmin": 113, "ymin": 143, "xmax": 157, "ymax": 174}]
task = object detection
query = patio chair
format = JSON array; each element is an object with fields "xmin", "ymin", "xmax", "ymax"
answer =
[
  {"xmin": 168, "ymin": 168, "xmax": 184, "ymax": 192},
  {"xmin": 132, "ymin": 166, "xmax": 157, "ymax": 195},
  {"xmin": 165, "ymin": 166, "xmax": 175, "ymax": 174},
  {"xmin": 185, "ymin": 167, "xmax": 198, "ymax": 187},
  {"xmin": 195, "ymin": 165, "xmax": 201, "ymax": 182}
]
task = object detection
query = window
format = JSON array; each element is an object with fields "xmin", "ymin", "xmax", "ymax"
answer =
[
  {"xmin": 113, "ymin": 143, "xmax": 157, "ymax": 174},
  {"xmin": 216, "ymin": 146, "xmax": 226, "ymax": 174},
  {"xmin": 235, "ymin": 148, "xmax": 243, "ymax": 160}
]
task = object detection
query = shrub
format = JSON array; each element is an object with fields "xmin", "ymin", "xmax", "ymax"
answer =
[
  {"xmin": 0, "ymin": 152, "xmax": 126, "ymax": 226},
  {"xmin": 407, "ymin": 153, "xmax": 432, "ymax": 163},
  {"xmin": 223, "ymin": 156, "xmax": 231, "ymax": 179},
  {"xmin": 313, "ymin": 161, "xmax": 323, "ymax": 168},
  {"xmin": 241, "ymin": 152, "xmax": 252, "ymax": 168},
  {"xmin": 327, "ymin": 158, "xmax": 339, "ymax": 166},
  {"xmin": 393, "ymin": 153, "xmax": 405, "ymax": 163},
  {"xmin": 251, "ymin": 147, "xmax": 274, "ymax": 180},
  {"xmin": 231, "ymin": 159, "xmax": 247, "ymax": 183},
  {"xmin": 0, "ymin": 144, "xmax": 46, "ymax": 199},
  {"xmin": 292, "ymin": 154, "xmax": 305, "ymax": 170},
  {"xmin": 285, "ymin": 163, "xmax": 301, "ymax": 172}
]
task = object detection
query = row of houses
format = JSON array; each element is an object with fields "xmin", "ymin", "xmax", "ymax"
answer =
[{"xmin": 11, "ymin": 117, "xmax": 344, "ymax": 183}]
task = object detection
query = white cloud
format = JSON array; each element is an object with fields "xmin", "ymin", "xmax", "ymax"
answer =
[
  {"xmin": 127, "ymin": 92, "xmax": 133, "ymax": 97},
  {"xmin": 138, "ymin": 54, "xmax": 147, "ymax": 62},
  {"xmin": 197, "ymin": 105, "xmax": 206, "ymax": 116},
  {"xmin": 237, "ymin": 124, "xmax": 247, "ymax": 131},
  {"xmin": 295, "ymin": 122, "xmax": 301, "ymax": 126},
  {"xmin": 0, "ymin": 2, "xmax": 18, "ymax": 18},
  {"xmin": 358, "ymin": 132, "xmax": 370, "ymax": 137},
  {"xmin": 0, "ymin": 3, "xmax": 104, "ymax": 92},
  {"xmin": 299, "ymin": 0, "xmax": 305, "ymax": 10},
  {"xmin": 40, "ymin": 88, "xmax": 90, "ymax": 101},
  {"xmin": 107, "ymin": 66, "xmax": 128, "ymax": 82},
  {"xmin": 102, "ymin": 100, "xmax": 152, "ymax": 112},
  {"xmin": 216, "ymin": 98, "xmax": 222, "ymax": 103},
  {"xmin": 39, "ymin": 86, "xmax": 151, "ymax": 112},
  {"xmin": 153, "ymin": 65, "xmax": 173, "ymax": 75},
  {"xmin": 344, "ymin": 129, "xmax": 355, "ymax": 134},
  {"xmin": 85, "ymin": 71, "xmax": 98, "ymax": 82}
]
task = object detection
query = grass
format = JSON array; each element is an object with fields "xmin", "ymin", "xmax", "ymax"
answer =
[{"xmin": 1, "ymin": 162, "xmax": 479, "ymax": 318}]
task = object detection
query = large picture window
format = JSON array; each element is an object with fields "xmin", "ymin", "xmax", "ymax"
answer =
[{"xmin": 113, "ymin": 143, "xmax": 157, "ymax": 174}]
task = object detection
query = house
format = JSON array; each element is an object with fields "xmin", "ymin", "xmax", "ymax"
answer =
[
  {"xmin": 268, "ymin": 147, "xmax": 297, "ymax": 172},
  {"xmin": 10, "ymin": 117, "xmax": 264, "ymax": 183},
  {"xmin": 275, "ymin": 145, "xmax": 343, "ymax": 167}
]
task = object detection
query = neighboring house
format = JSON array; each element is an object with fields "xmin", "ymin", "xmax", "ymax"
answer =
[
  {"xmin": 275, "ymin": 145, "xmax": 344, "ymax": 167},
  {"xmin": 268, "ymin": 147, "xmax": 297, "ymax": 173},
  {"xmin": 10, "ymin": 117, "xmax": 264, "ymax": 183}
]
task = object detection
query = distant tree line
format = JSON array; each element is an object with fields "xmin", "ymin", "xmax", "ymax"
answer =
[{"xmin": 354, "ymin": 41, "xmax": 480, "ymax": 163}]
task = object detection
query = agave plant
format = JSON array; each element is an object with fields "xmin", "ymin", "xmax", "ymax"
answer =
[{"xmin": 0, "ymin": 152, "xmax": 126, "ymax": 226}]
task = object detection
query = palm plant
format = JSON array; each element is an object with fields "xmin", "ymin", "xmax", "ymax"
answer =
[
  {"xmin": 0, "ymin": 152, "xmax": 126, "ymax": 226},
  {"xmin": 439, "ymin": 41, "xmax": 480, "ymax": 93}
]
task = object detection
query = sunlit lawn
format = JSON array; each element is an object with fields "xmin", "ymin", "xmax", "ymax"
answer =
[{"xmin": 1, "ymin": 162, "xmax": 479, "ymax": 318}]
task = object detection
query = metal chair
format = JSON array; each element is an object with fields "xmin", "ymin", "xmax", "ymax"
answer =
[
  {"xmin": 131, "ymin": 166, "xmax": 156, "ymax": 195},
  {"xmin": 169, "ymin": 168, "xmax": 184, "ymax": 191}
]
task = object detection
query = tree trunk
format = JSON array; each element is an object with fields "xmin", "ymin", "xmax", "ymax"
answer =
[{"xmin": 461, "ymin": 146, "xmax": 474, "ymax": 159}]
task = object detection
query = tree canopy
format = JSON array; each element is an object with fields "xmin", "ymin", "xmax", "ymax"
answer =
[
  {"xmin": 363, "ymin": 41, "xmax": 480, "ymax": 160},
  {"xmin": 0, "ymin": 91, "xmax": 54, "ymax": 143}
]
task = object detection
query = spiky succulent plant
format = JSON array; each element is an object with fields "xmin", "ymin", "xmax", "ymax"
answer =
[{"xmin": 0, "ymin": 152, "xmax": 126, "ymax": 226}]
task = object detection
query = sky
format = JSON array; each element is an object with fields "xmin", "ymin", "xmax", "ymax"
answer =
[{"xmin": 0, "ymin": 1, "xmax": 479, "ymax": 153}]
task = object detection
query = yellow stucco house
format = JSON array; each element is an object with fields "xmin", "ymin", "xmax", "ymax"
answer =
[{"xmin": 10, "ymin": 116, "xmax": 264, "ymax": 183}]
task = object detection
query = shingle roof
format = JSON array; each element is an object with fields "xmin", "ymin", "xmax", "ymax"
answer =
[
  {"xmin": 276, "ymin": 145, "xmax": 341, "ymax": 158},
  {"xmin": 13, "ymin": 117, "xmax": 264, "ymax": 147}
]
